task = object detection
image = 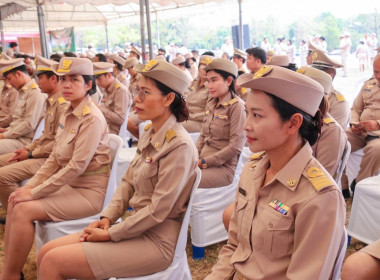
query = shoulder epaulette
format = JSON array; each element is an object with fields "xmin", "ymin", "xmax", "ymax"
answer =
[
  {"xmin": 165, "ymin": 129, "xmax": 176, "ymax": 142},
  {"xmin": 119, "ymin": 74, "xmax": 125, "ymax": 80},
  {"xmin": 82, "ymin": 105, "xmax": 91, "ymax": 116},
  {"xmin": 229, "ymin": 98, "xmax": 238, "ymax": 105},
  {"xmin": 335, "ymin": 93, "xmax": 346, "ymax": 102},
  {"xmin": 249, "ymin": 151, "xmax": 266, "ymax": 161},
  {"xmin": 240, "ymin": 87, "xmax": 247, "ymax": 95},
  {"xmin": 58, "ymin": 97, "xmax": 67, "ymax": 104},
  {"xmin": 307, "ymin": 167, "xmax": 334, "ymax": 192},
  {"xmin": 30, "ymin": 83, "xmax": 38, "ymax": 89},
  {"xmin": 144, "ymin": 123, "xmax": 152, "ymax": 131},
  {"xmin": 323, "ymin": 118, "xmax": 335, "ymax": 125},
  {"xmin": 115, "ymin": 83, "xmax": 120, "ymax": 89}
]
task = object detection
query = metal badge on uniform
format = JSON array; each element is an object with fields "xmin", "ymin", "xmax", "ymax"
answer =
[
  {"xmin": 58, "ymin": 123, "xmax": 64, "ymax": 129},
  {"xmin": 215, "ymin": 113, "xmax": 228, "ymax": 120},
  {"xmin": 145, "ymin": 157, "xmax": 152, "ymax": 163},
  {"xmin": 269, "ymin": 199, "xmax": 289, "ymax": 215},
  {"xmin": 71, "ymin": 128, "xmax": 76, "ymax": 133},
  {"xmin": 238, "ymin": 187, "xmax": 246, "ymax": 196},
  {"xmin": 154, "ymin": 142, "xmax": 161, "ymax": 149}
]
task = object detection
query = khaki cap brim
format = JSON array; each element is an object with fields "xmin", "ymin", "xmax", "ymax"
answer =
[{"xmin": 51, "ymin": 57, "xmax": 93, "ymax": 76}]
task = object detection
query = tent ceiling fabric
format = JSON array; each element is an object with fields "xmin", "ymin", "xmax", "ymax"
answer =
[{"xmin": 1, "ymin": 0, "xmax": 225, "ymax": 32}]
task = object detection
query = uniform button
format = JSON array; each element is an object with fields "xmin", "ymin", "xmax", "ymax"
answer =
[
  {"xmin": 268, "ymin": 222, "xmax": 273, "ymax": 228},
  {"xmin": 154, "ymin": 142, "xmax": 161, "ymax": 149}
]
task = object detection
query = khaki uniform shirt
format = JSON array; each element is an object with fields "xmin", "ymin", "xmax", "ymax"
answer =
[
  {"xmin": 102, "ymin": 114, "xmax": 198, "ymax": 242},
  {"xmin": 28, "ymin": 95, "xmax": 110, "ymax": 199},
  {"xmin": 312, "ymin": 113, "xmax": 347, "ymax": 177},
  {"xmin": 117, "ymin": 71, "xmax": 130, "ymax": 89},
  {"xmin": 185, "ymin": 78, "xmax": 210, "ymax": 123},
  {"xmin": 100, "ymin": 78, "xmax": 131, "ymax": 134},
  {"xmin": 351, "ymin": 78, "xmax": 380, "ymax": 136},
  {"xmin": 236, "ymin": 87, "xmax": 250, "ymax": 102},
  {"xmin": 206, "ymin": 143, "xmax": 346, "ymax": 280},
  {"xmin": 25, "ymin": 92, "xmax": 67, "ymax": 158},
  {"xmin": 361, "ymin": 239, "xmax": 380, "ymax": 259},
  {"xmin": 196, "ymin": 94, "xmax": 246, "ymax": 168},
  {"xmin": 0, "ymin": 82, "xmax": 19, "ymax": 128},
  {"xmin": 328, "ymin": 87, "xmax": 350, "ymax": 129},
  {"xmin": 3, "ymin": 79, "xmax": 45, "ymax": 141}
]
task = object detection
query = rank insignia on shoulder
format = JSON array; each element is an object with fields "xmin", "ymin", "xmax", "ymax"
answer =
[
  {"xmin": 165, "ymin": 129, "xmax": 176, "ymax": 142},
  {"xmin": 307, "ymin": 167, "xmax": 334, "ymax": 191},
  {"xmin": 240, "ymin": 87, "xmax": 247, "ymax": 95},
  {"xmin": 323, "ymin": 118, "xmax": 335, "ymax": 125},
  {"xmin": 229, "ymin": 98, "xmax": 238, "ymax": 105},
  {"xmin": 82, "ymin": 105, "xmax": 91, "ymax": 116},
  {"xmin": 115, "ymin": 83, "xmax": 120, "ymax": 89},
  {"xmin": 58, "ymin": 97, "xmax": 66, "ymax": 104},
  {"xmin": 269, "ymin": 199, "xmax": 289, "ymax": 215},
  {"xmin": 335, "ymin": 94, "xmax": 346, "ymax": 102},
  {"xmin": 253, "ymin": 66, "xmax": 272, "ymax": 79},
  {"xmin": 144, "ymin": 123, "xmax": 152, "ymax": 131},
  {"xmin": 30, "ymin": 83, "xmax": 38, "ymax": 89},
  {"xmin": 249, "ymin": 151, "xmax": 265, "ymax": 161}
]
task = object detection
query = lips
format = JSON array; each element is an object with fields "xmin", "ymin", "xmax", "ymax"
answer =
[
  {"xmin": 246, "ymin": 136, "xmax": 256, "ymax": 143},
  {"xmin": 63, "ymin": 92, "xmax": 72, "ymax": 97},
  {"xmin": 135, "ymin": 106, "xmax": 143, "ymax": 112}
]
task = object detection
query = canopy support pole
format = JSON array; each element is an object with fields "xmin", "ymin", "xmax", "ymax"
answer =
[
  {"xmin": 145, "ymin": 0, "xmax": 153, "ymax": 60},
  {"xmin": 156, "ymin": 12, "xmax": 160, "ymax": 48},
  {"xmin": 238, "ymin": 0, "xmax": 243, "ymax": 49},
  {"xmin": 37, "ymin": 0, "xmax": 48, "ymax": 57},
  {"xmin": 105, "ymin": 22, "xmax": 110, "ymax": 53},
  {"xmin": 139, "ymin": 0, "xmax": 146, "ymax": 63},
  {"xmin": 0, "ymin": 12, "xmax": 6, "ymax": 54}
]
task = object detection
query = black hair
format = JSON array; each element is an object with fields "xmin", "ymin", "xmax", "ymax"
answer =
[
  {"xmin": 63, "ymin": 52, "xmax": 77, "ymax": 57},
  {"xmin": 179, "ymin": 60, "xmax": 191, "ymax": 69},
  {"xmin": 37, "ymin": 71, "xmax": 58, "ymax": 81},
  {"xmin": 285, "ymin": 63, "xmax": 298, "ymax": 72},
  {"xmin": 158, "ymin": 48, "xmax": 166, "ymax": 54},
  {"xmin": 113, "ymin": 60, "xmax": 123, "ymax": 71},
  {"xmin": 191, "ymin": 49, "xmax": 199, "ymax": 55},
  {"xmin": 201, "ymin": 51, "xmax": 215, "ymax": 57},
  {"xmin": 246, "ymin": 47, "xmax": 267, "ymax": 64},
  {"xmin": 83, "ymin": 75, "xmax": 97, "ymax": 96},
  {"xmin": 50, "ymin": 53, "xmax": 62, "ymax": 62},
  {"xmin": 3, "ymin": 64, "xmax": 28, "ymax": 76},
  {"xmin": 10, "ymin": 42, "xmax": 18, "ymax": 48},
  {"xmin": 267, "ymin": 92, "xmax": 321, "ymax": 146},
  {"xmin": 312, "ymin": 65, "xmax": 336, "ymax": 80},
  {"xmin": 95, "ymin": 53, "xmax": 107, "ymax": 62},
  {"xmin": 206, "ymin": 68, "xmax": 237, "ymax": 98},
  {"xmin": 95, "ymin": 72, "xmax": 114, "ymax": 79},
  {"xmin": 233, "ymin": 54, "xmax": 246, "ymax": 64},
  {"xmin": 150, "ymin": 78, "xmax": 189, "ymax": 122}
]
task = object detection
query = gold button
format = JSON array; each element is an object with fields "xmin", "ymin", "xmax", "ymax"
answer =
[
  {"xmin": 287, "ymin": 178, "xmax": 296, "ymax": 187},
  {"xmin": 154, "ymin": 142, "xmax": 161, "ymax": 149}
]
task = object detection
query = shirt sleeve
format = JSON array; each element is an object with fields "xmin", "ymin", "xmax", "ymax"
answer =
[
  {"xmin": 204, "ymin": 102, "xmax": 246, "ymax": 167},
  {"xmin": 3, "ymin": 91, "xmax": 45, "ymax": 139},
  {"xmin": 30, "ymin": 116, "xmax": 103, "ymax": 199},
  {"xmin": 105, "ymin": 141, "xmax": 197, "ymax": 242},
  {"xmin": 350, "ymin": 88, "xmax": 364, "ymax": 123},
  {"xmin": 100, "ymin": 88, "xmax": 129, "ymax": 126},
  {"xmin": 286, "ymin": 189, "xmax": 346, "ymax": 279}
]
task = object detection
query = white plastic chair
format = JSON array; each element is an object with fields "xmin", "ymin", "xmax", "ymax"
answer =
[
  {"xmin": 190, "ymin": 150, "xmax": 245, "ymax": 259},
  {"xmin": 35, "ymin": 134, "xmax": 123, "ymax": 252},
  {"xmin": 116, "ymin": 146, "xmax": 137, "ymax": 187},
  {"xmin": 347, "ymin": 175, "xmax": 380, "ymax": 245},
  {"xmin": 335, "ymin": 141, "xmax": 351, "ymax": 189},
  {"xmin": 189, "ymin": 132, "xmax": 200, "ymax": 144},
  {"xmin": 345, "ymin": 148, "xmax": 364, "ymax": 188},
  {"xmin": 332, "ymin": 227, "xmax": 348, "ymax": 280},
  {"xmin": 32, "ymin": 119, "xmax": 45, "ymax": 141},
  {"xmin": 111, "ymin": 168, "xmax": 201, "ymax": 280}
]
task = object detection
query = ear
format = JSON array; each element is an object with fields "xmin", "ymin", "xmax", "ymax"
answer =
[
  {"xmin": 164, "ymin": 92, "xmax": 175, "ymax": 107},
  {"xmin": 226, "ymin": 76, "xmax": 233, "ymax": 87},
  {"xmin": 287, "ymin": 113, "xmax": 303, "ymax": 135},
  {"xmin": 85, "ymin": 80, "xmax": 92, "ymax": 92}
]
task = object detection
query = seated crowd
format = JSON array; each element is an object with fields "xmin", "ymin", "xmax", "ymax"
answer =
[{"xmin": 0, "ymin": 44, "xmax": 379, "ymax": 279}]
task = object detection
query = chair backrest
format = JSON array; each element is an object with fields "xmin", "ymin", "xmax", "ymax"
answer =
[
  {"xmin": 335, "ymin": 140, "xmax": 351, "ymax": 188},
  {"xmin": 174, "ymin": 168, "xmax": 201, "ymax": 257},
  {"xmin": 32, "ymin": 119, "xmax": 45, "ymax": 141},
  {"xmin": 189, "ymin": 132, "xmax": 200, "ymax": 144},
  {"xmin": 103, "ymin": 134, "xmax": 123, "ymax": 210},
  {"xmin": 332, "ymin": 227, "xmax": 348, "ymax": 280}
]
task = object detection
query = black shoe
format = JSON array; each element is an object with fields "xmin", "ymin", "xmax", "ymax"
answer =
[
  {"xmin": 20, "ymin": 272, "xmax": 24, "ymax": 280},
  {"xmin": 0, "ymin": 217, "xmax": 5, "ymax": 225},
  {"xmin": 342, "ymin": 189, "xmax": 350, "ymax": 199},
  {"xmin": 350, "ymin": 179, "xmax": 357, "ymax": 195}
]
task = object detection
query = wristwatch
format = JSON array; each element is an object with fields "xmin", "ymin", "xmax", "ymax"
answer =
[
  {"xmin": 201, "ymin": 158, "xmax": 208, "ymax": 169},
  {"xmin": 28, "ymin": 150, "xmax": 33, "ymax": 159}
]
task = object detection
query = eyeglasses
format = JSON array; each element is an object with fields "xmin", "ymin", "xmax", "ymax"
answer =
[{"xmin": 137, "ymin": 88, "xmax": 162, "ymax": 102}]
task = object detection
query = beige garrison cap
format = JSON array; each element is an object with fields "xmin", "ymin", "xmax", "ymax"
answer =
[
  {"xmin": 52, "ymin": 57, "xmax": 93, "ymax": 76},
  {"xmin": 93, "ymin": 62, "xmax": 114, "ymax": 76},
  {"xmin": 124, "ymin": 57, "xmax": 139, "ymax": 69},
  {"xmin": 308, "ymin": 41, "xmax": 319, "ymax": 52},
  {"xmin": 109, "ymin": 54, "xmax": 126, "ymax": 67},
  {"xmin": 0, "ymin": 53, "xmax": 12, "ymax": 60},
  {"xmin": 234, "ymin": 48, "xmax": 247, "ymax": 59},
  {"xmin": 311, "ymin": 49, "xmax": 343, "ymax": 68},
  {"xmin": 237, "ymin": 65, "xmax": 324, "ymax": 116},
  {"xmin": 297, "ymin": 66, "xmax": 332, "ymax": 94},
  {"xmin": 131, "ymin": 46, "xmax": 142, "ymax": 57},
  {"xmin": 172, "ymin": 55, "xmax": 186, "ymax": 65},
  {"xmin": 154, "ymin": 55, "xmax": 166, "ymax": 61},
  {"xmin": 199, "ymin": 55, "xmax": 214, "ymax": 65},
  {"xmin": 184, "ymin": 53, "xmax": 193, "ymax": 59},
  {"xmin": 35, "ymin": 55, "xmax": 59, "ymax": 75},
  {"xmin": 0, "ymin": 58, "xmax": 25, "ymax": 74},
  {"xmin": 267, "ymin": 55, "xmax": 290, "ymax": 67},
  {"xmin": 205, "ymin": 58, "xmax": 238, "ymax": 77},
  {"xmin": 134, "ymin": 59, "xmax": 190, "ymax": 95}
]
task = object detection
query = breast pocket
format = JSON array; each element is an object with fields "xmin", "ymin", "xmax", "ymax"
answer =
[
  {"xmin": 139, "ymin": 161, "xmax": 158, "ymax": 194},
  {"xmin": 14, "ymin": 100, "xmax": 26, "ymax": 116},
  {"xmin": 259, "ymin": 207, "xmax": 293, "ymax": 258},
  {"xmin": 235, "ymin": 195, "xmax": 248, "ymax": 240},
  {"xmin": 211, "ymin": 117, "xmax": 230, "ymax": 139},
  {"xmin": 58, "ymin": 126, "xmax": 79, "ymax": 160}
]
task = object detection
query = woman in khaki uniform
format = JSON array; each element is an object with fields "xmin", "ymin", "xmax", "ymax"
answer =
[
  {"xmin": 196, "ymin": 58, "xmax": 246, "ymax": 188},
  {"xmin": 36, "ymin": 60, "xmax": 198, "ymax": 279},
  {"xmin": 0, "ymin": 57, "xmax": 111, "ymax": 280},
  {"xmin": 342, "ymin": 239, "xmax": 380, "ymax": 279},
  {"xmin": 206, "ymin": 66, "xmax": 345, "ymax": 280},
  {"xmin": 182, "ymin": 55, "xmax": 212, "ymax": 133}
]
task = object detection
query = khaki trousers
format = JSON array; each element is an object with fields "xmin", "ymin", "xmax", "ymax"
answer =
[{"xmin": 0, "ymin": 138, "xmax": 31, "ymax": 156}]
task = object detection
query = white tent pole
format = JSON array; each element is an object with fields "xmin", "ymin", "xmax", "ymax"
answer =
[
  {"xmin": 37, "ymin": 0, "xmax": 48, "ymax": 57},
  {"xmin": 0, "ymin": 11, "xmax": 6, "ymax": 53},
  {"xmin": 105, "ymin": 22, "xmax": 110, "ymax": 53},
  {"xmin": 156, "ymin": 12, "xmax": 160, "ymax": 48},
  {"xmin": 238, "ymin": 0, "xmax": 243, "ymax": 49},
  {"xmin": 145, "ymin": 0, "xmax": 153, "ymax": 60},
  {"xmin": 139, "ymin": 0, "xmax": 146, "ymax": 63}
]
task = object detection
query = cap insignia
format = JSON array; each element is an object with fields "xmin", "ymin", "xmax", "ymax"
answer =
[
  {"xmin": 296, "ymin": 67, "xmax": 306, "ymax": 74},
  {"xmin": 253, "ymin": 66, "xmax": 272, "ymax": 79},
  {"xmin": 142, "ymin": 60, "xmax": 158, "ymax": 72},
  {"xmin": 203, "ymin": 56, "xmax": 213, "ymax": 65},
  {"xmin": 58, "ymin": 59, "xmax": 72, "ymax": 73},
  {"xmin": 312, "ymin": 52, "xmax": 318, "ymax": 61}
]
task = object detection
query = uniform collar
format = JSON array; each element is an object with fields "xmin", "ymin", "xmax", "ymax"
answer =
[
  {"xmin": 211, "ymin": 91, "xmax": 234, "ymax": 108},
  {"xmin": 139, "ymin": 114, "xmax": 177, "ymax": 151},
  {"xmin": 20, "ymin": 79, "xmax": 37, "ymax": 93},
  {"xmin": 258, "ymin": 142, "xmax": 313, "ymax": 191},
  {"xmin": 68, "ymin": 95, "xmax": 91, "ymax": 120},
  {"xmin": 106, "ymin": 78, "xmax": 118, "ymax": 93},
  {"xmin": 47, "ymin": 91, "xmax": 62, "ymax": 106}
]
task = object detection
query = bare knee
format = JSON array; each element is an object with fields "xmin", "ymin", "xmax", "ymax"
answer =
[
  {"xmin": 342, "ymin": 252, "xmax": 380, "ymax": 280},
  {"xmin": 223, "ymin": 203, "xmax": 234, "ymax": 231},
  {"xmin": 37, "ymin": 241, "xmax": 56, "ymax": 270}
]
